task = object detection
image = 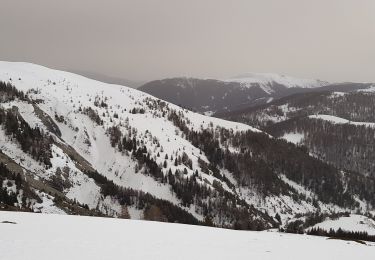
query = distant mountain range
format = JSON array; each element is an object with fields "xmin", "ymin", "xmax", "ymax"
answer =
[
  {"xmin": 138, "ymin": 74, "xmax": 372, "ymax": 115},
  {"xmin": 225, "ymin": 72, "xmax": 328, "ymax": 92}
]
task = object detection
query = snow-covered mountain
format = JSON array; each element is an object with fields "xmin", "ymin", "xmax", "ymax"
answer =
[
  {"xmin": 138, "ymin": 74, "xmax": 332, "ymax": 115},
  {"xmin": 0, "ymin": 61, "xmax": 374, "ymax": 232},
  {"xmin": 225, "ymin": 72, "xmax": 328, "ymax": 94},
  {"xmin": 1, "ymin": 211, "xmax": 374, "ymax": 260},
  {"xmin": 0, "ymin": 61, "xmax": 265, "ymax": 225}
]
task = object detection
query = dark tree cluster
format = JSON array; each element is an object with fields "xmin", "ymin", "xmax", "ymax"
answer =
[
  {"xmin": 54, "ymin": 113, "xmax": 65, "ymax": 123},
  {"xmin": 107, "ymin": 125, "xmax": 122, "ymax": 147},
  {"xmin": 93, "ymin": 95, "xmax": 108, "ymax": 108},
  {"xmin": 47, "ymin": 167, "xmax": 72, "ymax": 192},
  {"xmin": 0, "ymin": 164, "xmax": 19, "ymax": 207},
  {"xmin": 0, "ymin": 81, "xmax": 27, "ymax": 102},
  {"xmin": 130, "ymin": 107, "xmax": 145, "ymax": 114},
  {"xmin": 166, "ymin": 168, "xmax": 210, "ymax": 207},
  {"xmin": 107, "ymin": 125, "xmax": 143, "ymax": 154},
  {"xmin": 0, "ymin": 163, "xmax": 40, "ymax": 209},
  {"xmin": 81, "ymin": 107, "xmax": 103, "ymax": 125},
  {"xmin": 307, "ymin": 227, "xmax": 375, "ymax": 243},
  {"xmin": 0, "ymin": 107, "xmax": 53, "ymax": 167}
]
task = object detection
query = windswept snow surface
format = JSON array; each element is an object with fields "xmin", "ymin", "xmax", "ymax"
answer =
[
  {"xmin": 310, "ymin": 214, "xmax": 375, "ymax": 236},
  {"xmin": 309, "ymin": 115, "xmax": 375, "ymax": 128},
  {"xmin": 0, "ymin": 211, "xmax": 374, "ymax": 260}
]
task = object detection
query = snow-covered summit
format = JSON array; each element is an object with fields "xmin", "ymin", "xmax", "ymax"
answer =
[{"xmin": 226, "ymin": 72, "xmax": 328, "ymax": 94}]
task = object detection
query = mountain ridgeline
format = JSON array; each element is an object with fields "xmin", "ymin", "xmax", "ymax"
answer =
[
  {"xmin": 138, "ymin": 76, "xmax": 326, "ymax": 114},
  {"xmin": 138, "ymin": 75, "xmax": 370, "ymax": 115},
  {"xmin": 0, "ymin": 62, "xmax": 374, "ymax": 231}
]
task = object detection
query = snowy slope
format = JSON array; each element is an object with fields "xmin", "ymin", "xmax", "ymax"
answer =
[
  {"xmin": 0, "ymin": 61, "xmax": 262, "ymax": 221},
  {"xmin": 0, "ymin": 211, "xmax": 374, "ymax": 260},
  {"xmin": 309, "ymin": 214, "xmax": 375, "ymax": 235}
]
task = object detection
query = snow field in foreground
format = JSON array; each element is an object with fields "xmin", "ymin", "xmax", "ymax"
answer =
[{"xmin": 0, "ymin": 211, "xmax": 374, "ymax": 260}]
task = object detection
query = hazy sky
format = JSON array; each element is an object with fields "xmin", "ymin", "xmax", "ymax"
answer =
[{"xmin": 1, "ymin": 0, "xmax": 375, "ymax": 82}]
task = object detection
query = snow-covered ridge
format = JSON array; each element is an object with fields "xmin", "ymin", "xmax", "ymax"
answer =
[
  {"xmin": 225, "ymin": 72, "xmax": 328, "ymax": 94},
  {"xmin": 308, "ymin": 115, "xmax": 375, "ymax": 128},
  {"xmin": 0, "ymin": 61, "xmax": 264, "ymax": 221},
  {"xmin": 0, "ymin": 61, "xmax": 258, "ymax": 133},
  {"xmin": 0, "ymin": 211, "xmax": 374, "ymax": 260}
]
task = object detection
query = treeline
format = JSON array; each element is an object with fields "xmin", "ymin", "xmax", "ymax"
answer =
[{"xmin": 307, "ymin": 227, "xmax": 375, "ymax": 243}]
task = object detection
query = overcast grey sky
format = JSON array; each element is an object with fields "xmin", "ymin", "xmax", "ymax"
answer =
[{"xmin": 1, "ymin": 0, "xmax": 375, "ymax": 82}]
